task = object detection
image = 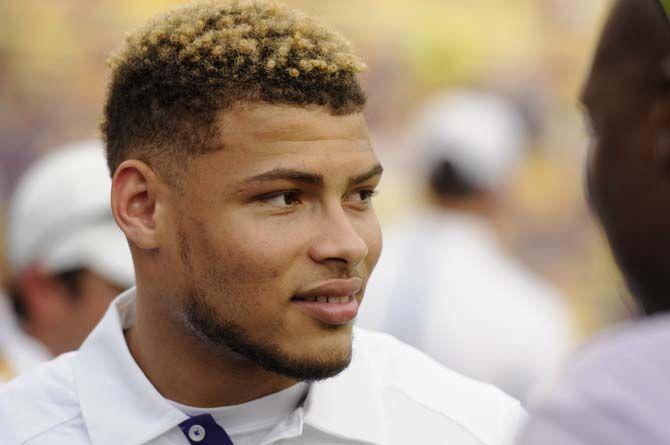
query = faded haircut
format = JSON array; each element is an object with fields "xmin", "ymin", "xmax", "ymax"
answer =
[{"xmin": 102, "ymin": 0, "xmax": 367, "ymax": 180}]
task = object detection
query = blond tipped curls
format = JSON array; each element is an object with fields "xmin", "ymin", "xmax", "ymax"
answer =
[{"xmin": 103, "ymin": 0, "xmax": 367, "ymax": 175}]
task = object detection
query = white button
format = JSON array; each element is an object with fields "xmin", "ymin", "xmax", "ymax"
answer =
[{"xmin": 188, "ymin": 424, "xmax": 206, "ymax": 442}]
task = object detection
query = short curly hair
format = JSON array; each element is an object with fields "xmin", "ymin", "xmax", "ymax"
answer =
[{"xmin": 102, "ymin": 0, "xmax": 367, "ymax": 179}]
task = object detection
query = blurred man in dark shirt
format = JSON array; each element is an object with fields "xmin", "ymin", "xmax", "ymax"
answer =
[{"xmin": 519, "ymin": 1, "xmax": 670, "ymax": 443}]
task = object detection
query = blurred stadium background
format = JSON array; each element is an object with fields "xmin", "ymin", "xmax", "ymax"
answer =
[{"xmin": 0, "ymin": 0, "xmax": 627, "ymax": 336}]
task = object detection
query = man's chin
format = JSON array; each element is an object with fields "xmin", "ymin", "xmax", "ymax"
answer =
[
  {"xmin": 252, "ymin": 335, "xmax": 354, "ymax": 381},
  {"xmin": 272, "ymin": 353, "xmax": 352, "ymax": 382}
]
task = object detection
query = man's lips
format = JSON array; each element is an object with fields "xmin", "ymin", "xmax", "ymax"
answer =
[
  {"xmin": 294, "ymin": 277, "xmax": 363, "ymax": 300},
  {"xmin": 292, "ymin": 278, "xmax": 362, "ymax": 325}
]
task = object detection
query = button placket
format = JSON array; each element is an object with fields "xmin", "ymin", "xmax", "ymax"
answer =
[
  {"xmin": 178, "ymin": 413, "xmax": 234, "ymax": 445},
  {"xmin": 188, "ymin": 424, "xmax": 206, "ymax": 442}
]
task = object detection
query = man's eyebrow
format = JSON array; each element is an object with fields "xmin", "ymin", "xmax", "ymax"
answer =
[
  {"xmin": 241, "ymin": 163, "xmax": 383, "ymax": 188},
  {"xmin": 348, "ymin": 163, "xmax": 384, "ymax": 187},
  {"xmin": 243, "ymin": 169, "xmax": 324, "ymax": 186}
]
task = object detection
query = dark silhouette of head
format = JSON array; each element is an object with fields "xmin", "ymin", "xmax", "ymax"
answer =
[{"xmin": 583, "ymin": 0, "xmax": 670, "ymax": 314}]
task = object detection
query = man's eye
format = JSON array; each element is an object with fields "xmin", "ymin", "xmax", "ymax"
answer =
[
  {"xmin": 350, "ymin": 189, "xmax": 377, "ymax": 203},
  {"xmin": 260, "ymin": 191, "xmax": 301, "ymax": 207}
]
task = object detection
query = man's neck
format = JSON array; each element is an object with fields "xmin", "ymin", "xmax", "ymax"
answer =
[{"xmin": 125, "ymin": 291, "xmax": 297, "ymax": 408}]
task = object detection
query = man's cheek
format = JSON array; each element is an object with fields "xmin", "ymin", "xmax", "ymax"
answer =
[{"xmin": 361, "ymin": 220, "xmax": 383, "ymax": 271}]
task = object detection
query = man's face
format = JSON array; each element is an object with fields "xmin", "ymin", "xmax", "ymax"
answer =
[
  {"xmin": 164, "ymin": 103, "xmax": 382, "ymax": 380},
  {"xmin": 584, "ymin": 81, "xmax": 670, "ymax": 312},
  {"xmin": 49, "ymin": 269, "xmax": 125, "ymax": 354},
  {"xmin": 581, "ymin": 0, "xmax": 670, "ymax": 314},
  {"xmin": 68, "ymin": 270, "xmax": 126, "ymax": 342}
]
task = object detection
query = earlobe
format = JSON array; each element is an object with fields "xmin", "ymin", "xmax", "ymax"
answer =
[{"xmin": 111, "ymin": 160, "xmax": 162, "ymax": 250}]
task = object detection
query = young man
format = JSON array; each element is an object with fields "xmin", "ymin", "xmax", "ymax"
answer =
[
  {"xmin": 1, "ymin": 141, "xmax": 134, "ymax": 380},
  {"xmin": 0, "ymin": 2, "xmax": 525, "ymax": 444},
  {"xmin": 518, "ymin": 0, "xmax": 670, "ymax": 443}
]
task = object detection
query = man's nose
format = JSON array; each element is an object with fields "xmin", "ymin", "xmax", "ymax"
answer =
[{"xmin": 307, "ymin": 206, "xmax": 369, "ymax": 268}]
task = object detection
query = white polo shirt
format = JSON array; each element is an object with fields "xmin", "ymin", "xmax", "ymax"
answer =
[{"xmin": 0, "ymin": 288, "xmax": 526, "ymax": 445}]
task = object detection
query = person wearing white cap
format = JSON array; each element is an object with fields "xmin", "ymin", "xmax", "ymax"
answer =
[
  {"xmin": 3, "ymin": 140, "xmax": 134, "ymax": 374},
  {"xmin": 358, "ymin": 89, "xmax": 576, "ymax": 403}
]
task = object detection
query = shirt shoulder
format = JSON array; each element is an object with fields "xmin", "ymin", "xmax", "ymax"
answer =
[
  {"xmin": 0, "ymin": 352, "xmax": 87, "ymax": 444},
  {"xmin": 354, "ymin": 328, "xmax": 527, "ymax": 444},
  {"xmin": 519, "ymin": 316, "xmax": 670, "ymax": 445},
  {"xmin": 543, "ymin": 314, "xmax": 670, "ymax": 401}
]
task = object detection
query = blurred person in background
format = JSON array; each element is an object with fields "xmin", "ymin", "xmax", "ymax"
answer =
[
  {"xmin": 0, "ymin": 2, "xmax": 526, "ymax": 444},
  {"xmin": 518, "ymin": 0, "xmax": 670, "ymax": 443},
  {"xmin": 0, "ymin": 289, "xmax": 16, "ymax": 382},
  {"xmin": 1, "ymin": 140, "xmax": 134, "ymax": 380},
  {"xmin": 358, "ymin": 89, "xmax": 576, "ymax": 403}
]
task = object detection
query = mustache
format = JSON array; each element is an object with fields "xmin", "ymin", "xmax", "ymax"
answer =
[
  {"xmin": 296, "ymin": 270, "xmax": 365, "ymax": 288},
  {"xmin": 309, "ymin": 270, "xmax": 364, "ymax": 281}
]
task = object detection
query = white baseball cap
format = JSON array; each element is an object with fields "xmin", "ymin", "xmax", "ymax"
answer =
[
  {"xmin": 412, "ymin": 89, "xmax": 527, "ymax": 191},
  {"xmin": 6, "ymin": 140, "xmax": 134, "ymax": 287}
]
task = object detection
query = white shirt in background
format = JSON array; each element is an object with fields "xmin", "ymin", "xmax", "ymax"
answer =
[
  {"xmin": 0, "ymin": 287, "xmax": 526, "ymax": 444},
  {"xmin": 358, "ymin": 210, "xmax": 576, "ymax": 403}
]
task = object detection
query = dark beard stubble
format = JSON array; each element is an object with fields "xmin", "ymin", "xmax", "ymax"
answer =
[{"xmin": 177, "ymin": 229, "xmax": 352, "ymax": 381}]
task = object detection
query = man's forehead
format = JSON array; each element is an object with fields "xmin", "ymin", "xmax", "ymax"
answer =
[
  {"xmin": 188, "ymin": 102, "xmax": 378, "ymax": 190},
  {"xmin": 219, "ymin": 102, "xmax": 369, "ymax": 143}
]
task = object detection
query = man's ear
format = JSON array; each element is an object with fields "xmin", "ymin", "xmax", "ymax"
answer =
[{"xmin": 111, "ymin": 160, "xmax": 164, "ymax": 250}]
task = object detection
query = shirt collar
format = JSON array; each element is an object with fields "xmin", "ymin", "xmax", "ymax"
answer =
[
  {"xmin": 74, "ymin": 289, "xmax": 386, "ymax": 445},
  {"xmin": 303, "ymin": 331, "xmax": 387, "ymax": 445},
  {"xmin": 169, "ymin": 381, "xmax": 308, "ymax": 435},
  {"xmin": 73, "ymin": 288, "xmax": 189, "ymax": 445}
]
